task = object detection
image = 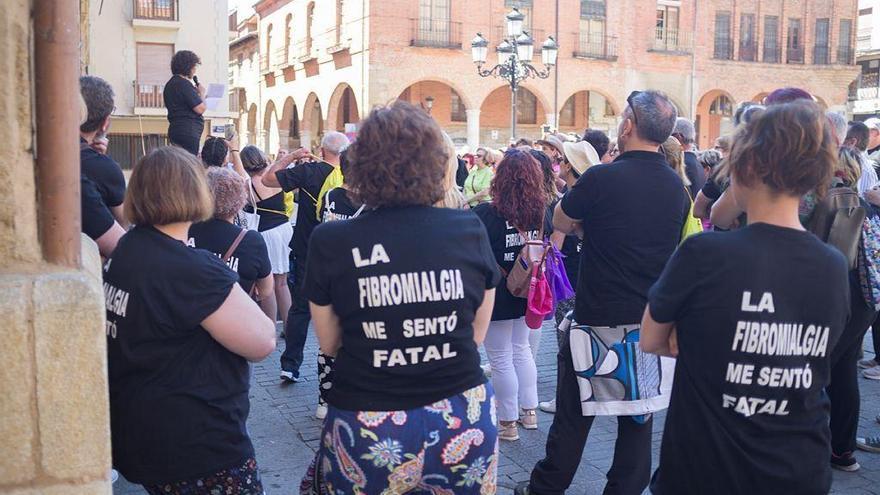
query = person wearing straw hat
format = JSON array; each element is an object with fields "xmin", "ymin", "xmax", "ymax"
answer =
[
  {"xmin": 538, "ymin": 140, "xmax": 599, "ymax": 415},
  {"xmin": 537, "ymin": 134, "xmax": 567, "ymax": 167}
]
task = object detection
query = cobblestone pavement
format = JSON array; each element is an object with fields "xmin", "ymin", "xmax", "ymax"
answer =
[{"xmin": 116, "ymin": 323, "xmax": 880, "ymax": 494}]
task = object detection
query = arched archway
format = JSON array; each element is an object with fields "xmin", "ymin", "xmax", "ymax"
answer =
[
  {"xmin": 246, "ymin": 104, "xmax": 257, "ymax": 147},
  {"xmin": 328, "ymin": 83, "xmax": 361, "ymax": 132},
  {"xmin": 279, "ymin": 97, "xmax": 300, "ymax": 149},
  {"xmin": 397, "ymin": 81, "xmax": 469, "ymax": 126},
  {"xmin": 696, "ymin": 90, "xmax": 735, "ymax": 149},
  {"xmin": 558, "ymin": 90, "xmax": 619, "ymax": 137},
  {"xmin": 302, "ymin": 92, "xmax": 324, "ymax": 150},
  {"xmin": 264, "ymin": 100, "xmax": 280, "ymax": 154},
  {"xmin": 479, "ymin": 86, "xmax": 548, "ymax": 146},
  {"xmin": 752, "ymin": 92, "xmax": 770, "ymax": 104}
]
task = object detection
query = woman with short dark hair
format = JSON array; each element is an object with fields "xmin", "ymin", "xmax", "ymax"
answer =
[
  {"xmin": 164, "ymin": 50, "xmax": 207, "ymax": 155},
  {"xmin": 105, "ymin": 146, "xmax": 275, "ymax": 494},
  {"xmin": 300, "ymin": 101, "xmax": 500, "ymax": 494}
]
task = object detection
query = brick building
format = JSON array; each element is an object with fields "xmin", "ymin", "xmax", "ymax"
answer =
[{"xmin": 232, "ymin": 0, "xmax": 860, "ymax": 152}]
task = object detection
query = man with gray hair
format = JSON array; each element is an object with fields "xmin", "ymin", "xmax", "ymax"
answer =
[
  {"xmin": 826, "ymin": 111, "xmax": 848, "ymax": 145},
  {"xmin": 263, "ymin": 131, "xmax": 350, "ymax": 388},
  {"xmin": 517, "ymin": 90, "xmax": 690, "ymax": 495},
  {"xmin": 671, "ymin": 117, "xmax": 706, "ymax": 199}
]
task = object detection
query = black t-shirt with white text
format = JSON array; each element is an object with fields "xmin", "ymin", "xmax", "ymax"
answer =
[
  {"xmin": 648, "ymin": 224, "xmax": 849, "ymax": 495},
  {"xmin": 322, "ymin": 187, "xmax": 361, "ymax": 222},
  {"xmin": 561, "ymin": 150, "xmax": 690, "ymax": 326},
  {"xmin": 276, "ymin": 161, "xmax": 333, "ymax": 260},
  {"xmin": 163, "ymin": 75, "xmax": 204, "ymax": 136},
  {"xmin": 81, "ymin": 138, "xmax": 126, "ymax": 208},
  {"xmin": 188, "ymin": 219, "xmax": 271, "ymax": 294},
  {"xmin": 81, "ymin": 175, "xmax": 114, "ymax": 241},
  {"xmin": 473, "ymin": 203, "xmax": 541, "ymax": 321},
  {"xmin": 305, "ymin": 206, "xmax": 500, "ymax": 411},
  {"xmin": 104, "ymin": 226, "xmax": 253, "ymax": 484}
]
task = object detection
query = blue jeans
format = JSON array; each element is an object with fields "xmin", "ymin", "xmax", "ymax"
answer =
[
  {"xmin": 281, "ymin": 253, "xmax": 310, "ymax": 376},
  {"xmin": 301, "ymin": 383, "xmax": 498, "ymax": 494}
]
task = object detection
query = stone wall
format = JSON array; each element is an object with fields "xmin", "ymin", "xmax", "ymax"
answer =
[{"xmin": 0, "ymin": 0, "xmax": 111, "ymax": 493}]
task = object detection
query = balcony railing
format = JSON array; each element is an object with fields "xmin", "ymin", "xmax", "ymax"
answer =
[
  {"xmin": 838, "ymin": 45, "xmax": 855, "ymax": 65},
  {"xmin": 763, "ymin": 45, "xmax": 780, "ymax": 63},
  {"xmin": 326, "ymin": 28, "xmax": 351, "ymax": 53},
  {"xmin": 411, "ymin": 18, "xmax": 462, "ymax": 49},
  {"xmin": 859, "ymin": 86, "xmax": 880, "ymax": 100},
  {"xmin": 294, "ymin": 40, "xmax": 317, "ymax": 62},
  {"xmin": 739, "ymin": 40, "xmax": 758, "ymax": 61},
  {"xmin": 133, "ymin": 0, "xmax": 177, "ymax": 21},
  {"xmin": 260, "ymin": 53, "xmax": 270, "ymax": 73},
  {"xmin": 134, "ymin": 82, "xmax": 164, "ymax": 108},
  {"xmin": 573, "ymin": 32, "xmax": 617, "ymax": 60},
  {"xmin": 651, "ymin": 28, "xmax": 693, "ymax": 53},
  {"xmin": 713, "ymin": 39, "xmax": 734, "ymax": 60},
  {"xmin": 786, "ymin": 45, "xmax": 805, "ymax": 64},
  {"xmin": 813, "ymin": 45, "xmax": 830, "ymax": 65},
  {"xmin": 272, "ymin": 46, "xmax": 290, "ymax": 69}
]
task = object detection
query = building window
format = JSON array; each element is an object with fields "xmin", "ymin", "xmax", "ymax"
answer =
[
  {"xmin": 814, "ymin": 18, "xmax": 830, "ymax": 64},
  {"xmin": 578, "ymin": 0, "xmax": 606, "ymax": 58},
  {"xmin": 517, "ymin": 90, "xmax": 537, "ymax": 125},
  {"xmin": 763, "ymin": 16, "xmax": 780, "ymax": 63},
  {"xmin": 136, "ymin": 42, "xmax": 173, "ymax": 107},
  {"xmin": 710, "ymin": 95, "xmax": 733, "ymax": 116},
  {"xmin": 306, "ymin": 2, "xmax": 315, "ymax": 51},
  {"xmin": 787, "ymin": 18, "xmax": 804, "ymax": 63},
  {"xmin": 505, "ymin": 0, "xmax": 533, "ymax": 33},
  {"xmin": 418, "ymin": 0, "xmax": 452, "ymax": 46},
  {"xmin": 839, "ymin": 19, "xmax": 854, "ymax": 64},
  {"xmin": 655, "ymin": 5, "xmax": 680, "ymax": 51},
  {"xmin": 713, "ymin": 11, "xmax": 732, "ymax": 59},
  {"xmin": 336, "ymin": 0, "xmax": 344, "ymax": 43},
  {"xmin": 559, "ymin": 98, "xmax": 575, "ymax": 127},
  {"xmin": 739, "ymin": 14, "xmax": 756, "ymax": 61},
  {"xmin": 450, "ymin": 89, "xmax": 467, "ymax": 122}
]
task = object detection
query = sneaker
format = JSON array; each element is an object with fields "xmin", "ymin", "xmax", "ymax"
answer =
[
  {"xmin": 831, "ymin": 452, "xmax": 861, "ymax": 472},
  {"xmin": 498, "ymin": 421, "xmax": 519, "ymax": 441},
  {"xmin": 481, "ymin": 363, "xmax": 492, "ymax": 378},
  {"xmin": 863, "ymin": 366, "xmax": 880, "ymax": 380},
  {"xmin": 539, "ymin": 399, "xmax": 557, "ymax": 414},
  {"xmin": 858, "ymin": 435, "xmax": 880, "ymax": 453},
  {"xmin": 280, "ymin": 370, "xmax": 299, "ymax": 383},
  {"xmin": 859, "ymin": 358, "xmax": 878, "ymax": 369},
  {"xmin": 315, "ymin": 404, "xmax": 328, "ymax": 420},
  {"xmin": 519, "ymin": 408, "xmax": 538, "ymax": 430},
  {"xmin": 513, "ymin": 482, "xmax": 531, "ymax": 495}
]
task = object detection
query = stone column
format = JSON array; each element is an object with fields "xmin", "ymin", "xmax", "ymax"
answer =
[
  {"xmin": 466, "ymin": 109, "xmax": 481, "ymax": 152},
  {"xmin": 545, "ymin": 112, "xmax": 557, "ymax": 132}
]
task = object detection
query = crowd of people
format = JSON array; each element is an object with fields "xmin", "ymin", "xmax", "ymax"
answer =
[{"xmin": 77, "ymin": 48, "xmax": 880, "ymax": 495}]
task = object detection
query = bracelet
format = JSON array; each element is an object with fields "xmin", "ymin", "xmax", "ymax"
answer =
[{"xmin": 231, "ymin": 149, "xmax": 240, "ymax": 153}]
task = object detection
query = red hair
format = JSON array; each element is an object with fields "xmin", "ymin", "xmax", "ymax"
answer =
[{"xmin": 490, "ymin": 149, "xmax": 546, "ymax": 231}]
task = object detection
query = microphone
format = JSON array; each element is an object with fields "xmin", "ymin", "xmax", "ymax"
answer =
[{"xmin": 193, "ymin": 75, "xmax": 199, "ymax": 86}]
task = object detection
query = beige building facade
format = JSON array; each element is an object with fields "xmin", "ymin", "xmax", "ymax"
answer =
[
  {"xmin": 234, "ymin": 0, "xmax": 860, "ymax": 152},
  {"xmin": 86, "ymin": 0, "xmax": 232, "ymax": 168}
]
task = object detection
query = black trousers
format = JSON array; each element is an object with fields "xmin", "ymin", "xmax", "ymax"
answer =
[
  {"xmin": 829, "ymin": 275, "xmax": 878, "ymax": 456},
  {"xmin": 529, "ymin": 329, "xmax": 653, "ymax": 495},
  {"xmin": 281, "ymin": 254, "xmax": 311, "ymax": 376},
  {"xmin": 168, "ymin": 129, "xmax": 201, "ymax": 156},
  {"xmin": 872, "ymin": 312, "xmax": 880, "ymax": 358}
]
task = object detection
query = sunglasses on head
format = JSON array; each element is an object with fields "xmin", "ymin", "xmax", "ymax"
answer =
[{"xmin": 627, "ymin": 91, "xmax": 643, "ymax": 127}]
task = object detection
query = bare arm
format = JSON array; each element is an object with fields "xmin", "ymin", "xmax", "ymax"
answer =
[
  {"xmin": 254, "ymin": 274, "xmax": 277, "ymax": 321},
  {"xmin": 692, "ymin": 190, "xmax": 713, "ymax": 220},
  {"xmin": 549, "ymin": 231, "xmax": 566, "ymax": 250},
  {"xmin": 639, "ymin": 305, "xmax": 678, "ymax": 357},
  {"xmin": 866, "ymin": 188, "xmax": 880, "ymax": 207},
  {"xmin": 96, "ymin": 222, "xmax": 126, "ymax": 258},
  {"xmin": 552, "ymin": 201, "xmax": 582, "ymax": 237},
  {"xmin": 202, "ymin": 285, "xmax": 276, "ymax": 362},
  {"xmin": 261, "ymin": 148, "xmax": 307, "ymax": 188},
  {"xmin": 473, "ymin": 289, "xmax": 496, "ymax": 345},
  {"xmin": 310, "ymin": 302, "xmax": 342, "ymax": 357},
  {"xmin": 709, "ymin": 189, "xmax": 743, "ymax": 230},
  {"xmin": 110, "ymin": 205, "xmax": 129, "ymax": 230},
  {"xmin": 227, "ymin": 133, "xmax": 246, "ymax": 179},
  {"xmin": 192, "ymin": 83, "xmax": 207, "ymax": 115}
]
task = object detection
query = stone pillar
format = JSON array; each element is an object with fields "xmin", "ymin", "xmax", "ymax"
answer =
[
  {"xmin": 300, "ymin": 130, "xmax": 312, "ymax": 152},
  {"xmin": 466, "ymin": 109, "xmax": 481, "ymax": 152},
  {"xmin": 545, "ymin": 112, "xmax": 557, "ymax": 132},
  {"xmin": 0, "ymin": 2, "xmax": 111, "ymax": 494}
]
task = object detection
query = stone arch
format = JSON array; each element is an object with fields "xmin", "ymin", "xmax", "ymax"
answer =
[
  {"xmin": 391, "ymin": 77, "xmax": 475, "ymax": 111},
  {"xmin": 752, "ymin": 92, "xmax": 770, "ymax": 104},
  {"xmin": 479, "ymin": 85, "xmax": 548, "ymax": 144},
  {"xmin": 327, "ymin": 83, "xmax": 361, "ymax": 132},
  {"xmin": 397, "ymin": 80, "xmax": 471, "ymax": 127},
  {"xmin": 301, "ymin": 92, "xmax": 324, "ymax": 150},
  {"xmin": 279, "ymin": 97, "xmax": 301, "ymax": 149},
  {"xmin": 246, "ymin": 103, "xmax": 257, "ymax": 147},
  {"xmin": 264, "ymin": 100, "xmax": 280, "ymax": 154},
  {"xmin": 558, "ymin": 90, "xmax": 620, "ymax": 136},
  {"xmin": 696, "ymin": 90, "xmax": 736, "ymax": 149}
]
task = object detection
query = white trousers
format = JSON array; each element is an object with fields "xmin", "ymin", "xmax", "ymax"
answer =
[{"xmin": 483, "ymin": 317, "xmax": 539, "ymax": 421}]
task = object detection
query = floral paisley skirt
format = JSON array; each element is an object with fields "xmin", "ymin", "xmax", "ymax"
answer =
[{"xmin": 142, "ymin": 457, "xmax": 263, "ymax": 495}]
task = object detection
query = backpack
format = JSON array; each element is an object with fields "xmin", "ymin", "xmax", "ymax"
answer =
[
  {"xmin": 502, "ymin": 228, "xmax": 550, "ymax": 298},
  {"xmin": 807, "ymin": 187, "xmax": 866, "ymax": 269}
]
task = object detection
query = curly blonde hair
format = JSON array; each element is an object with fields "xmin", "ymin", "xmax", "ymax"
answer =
[{"xmin": 205, "ymin": 167, "xmax": 247, "ymax": 220}]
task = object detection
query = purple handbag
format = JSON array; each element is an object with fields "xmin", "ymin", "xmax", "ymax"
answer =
[{"xmin": 546, "ymin": 244, "xmax": 575, "ymax": 304}]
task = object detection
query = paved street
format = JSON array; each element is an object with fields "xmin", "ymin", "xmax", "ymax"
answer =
[{"xmin": 116, "ymin": 323, "xmax": 880, "ymax": 494}]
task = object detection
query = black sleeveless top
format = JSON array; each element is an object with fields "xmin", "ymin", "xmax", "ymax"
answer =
[{"xmin": 245, "ymin": 183, "xmax": 288, "ymax": 232}]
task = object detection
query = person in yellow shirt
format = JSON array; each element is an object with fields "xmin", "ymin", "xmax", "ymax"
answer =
[{"xmin": 465, "ymin": 147, "xmax": 496, "ymax": 207}]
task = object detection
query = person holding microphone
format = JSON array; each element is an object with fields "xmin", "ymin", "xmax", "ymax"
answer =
[{"xmin": 163, "ymin": 50, "xmax": 206, "ymax": 155}]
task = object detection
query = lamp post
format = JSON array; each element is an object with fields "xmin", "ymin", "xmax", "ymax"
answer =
[
  {"xmin": 424, "ymin": 95, "xmax": 435, "ymax": 115},
  {"xmin": 471, "ymin": 8, "xmax": 558, "ymax": 141}
]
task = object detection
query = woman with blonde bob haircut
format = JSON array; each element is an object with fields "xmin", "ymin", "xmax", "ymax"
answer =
[
  {"xmin": 106, "ymin": 146, "xmax": 276, "ymax": 494},
  {"xmin": 641, "ymin": 101, "xmax": 852, "ymax": 493}
]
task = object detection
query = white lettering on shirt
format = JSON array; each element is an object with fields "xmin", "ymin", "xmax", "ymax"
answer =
[
  {"xmin": 103, "ymin": 282, "xmax": 130, "ymax": 318},
  {"xmin": 357, "ymin": 270, "xmax": 465, "ymax": 308},
  {"xmin": 353, "ymin": 243, "xmax": 391, "ymax": 268}
]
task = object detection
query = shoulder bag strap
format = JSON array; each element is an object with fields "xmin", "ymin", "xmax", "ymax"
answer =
[
  {"xmin": 223, "ymin": 228, "xmax": 248, "ymax": 263},
  {"xmin": 351, "ymin": 204, "xmax": 367, "ymax": 218}
]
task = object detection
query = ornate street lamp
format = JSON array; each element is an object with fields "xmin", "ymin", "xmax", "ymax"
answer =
[{"xmin": 471, "ymin": 8, "xmax": 558, "ymax": 140}]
